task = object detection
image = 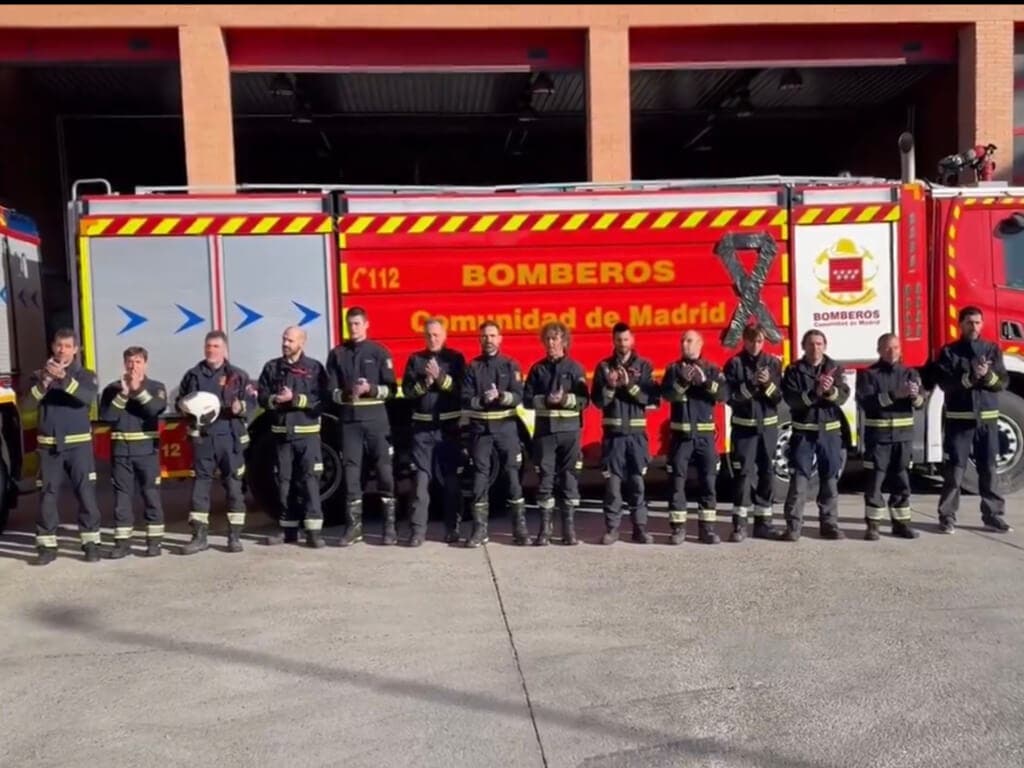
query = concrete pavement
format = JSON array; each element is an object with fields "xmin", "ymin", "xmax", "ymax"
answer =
[{"xmin": 1, "ymin": 472, "xmax": 1023, "ymax": 768}]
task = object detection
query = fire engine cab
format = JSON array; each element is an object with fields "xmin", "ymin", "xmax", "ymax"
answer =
[{"xmin": 7, "ymin": 159, "xmax": 1024, "ymax": 521}]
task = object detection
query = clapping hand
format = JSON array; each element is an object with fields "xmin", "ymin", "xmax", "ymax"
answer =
[
  {"xmin": 974, "ymin": 357, "xmax": 991, "ymax": 380},
  {"xmin": 277, "ymin": 386, "xmax": 294, "ymax": 404},
  {"xmin": 485, "ymin": 383, "xmax": 500, "ymax": 403},
  {"xmin": 606, "ymin": 366, "xmax": 621, "ymax": 388},
  {"xmin": 817, "ymin": 371, "xmax": 835, "ymax": 395},
  {"xmin": 756, "ymin": 367, "xmax": 771, "ymax": 386},
  {"xmin": 425, "ymin": 357, "xmax": 441, "ymax": 386},
  {"xmin": 547, "ymin": 387, "xmax": 564, "ymax": 406}
]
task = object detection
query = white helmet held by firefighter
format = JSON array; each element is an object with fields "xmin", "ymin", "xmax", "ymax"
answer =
[{"xmin": 179, "ymin": 391, "xmax": 221, "ymax": 427}]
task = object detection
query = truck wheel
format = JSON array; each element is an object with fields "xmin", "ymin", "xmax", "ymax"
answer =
[{"xmin": 960, "ymin": 391, "xmax": 1024, "ymax": 495}]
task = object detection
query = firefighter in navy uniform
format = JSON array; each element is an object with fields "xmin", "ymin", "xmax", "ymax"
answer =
[
  {"xmin": 723, "ymin": 324, "xmax": 783, "ymax": 541},
  {"xmin": 258, "ymin": 325, "xmax": 329, "ymax": 549},
  {"xmin": 24, "ymin": 328, "xmax": 102, "ymax": 566},
  {"xmin": 779, "ymin": 329, "xmax": 850, "ymax": 541},
  {"xmin": 523, "ymin": 321, "xmax": 590, "ymax": 546},
  {"xmin": 592, "ymin": 322, "xmax": 658, "ymax": 545},
  {"xmin": 935, "ymin": 306, "xmax": 1012, "ymax": 534},
  {"xmin": 177, "ymin": 330, "xmax": 256, "ymax": 555},
  {"xmin": 327, "ymin": 307, "xmax": 398, "ymax": 547},
  {"xmin": 98, "ymin": 345, "xmax": 167, "ymax": 559},
  {"xmin": 462, "ymin": 321, "xmax": 525, "ymax": 548},
  {"xmin": 661, "ymin": 330, "xmax": 726, "ymax": 545},
  {"xmin": 856, "ymin": 333, "xmax": 924, "ymax": 540},
  {"xmin": 401, "ymin": 318, "xmax": 466, "ymax": 547}
]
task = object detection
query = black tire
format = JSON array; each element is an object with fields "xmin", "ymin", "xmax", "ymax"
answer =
[{"xmin": 960, "ymin": 390, "xmax": 1024, "ymax": 495}]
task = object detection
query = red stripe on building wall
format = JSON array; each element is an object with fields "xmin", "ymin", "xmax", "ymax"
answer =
[
  {"xmin": 0, "ymin": 29, "xmax": 179, "ymax": 64},
  {"xmin": 630, "ymin": 24, "xmax": 957, "ymax": 68},
  {"xmin": 226, "ymin": 29, "xmax": 585, "ymax": 71}
]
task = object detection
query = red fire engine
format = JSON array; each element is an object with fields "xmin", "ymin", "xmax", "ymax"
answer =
[{"xmin": 6, "ymin": 146, "xmax": 1024, "ymax": 521}]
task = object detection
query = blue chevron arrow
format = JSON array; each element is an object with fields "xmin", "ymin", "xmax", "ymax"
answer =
[
  {"xmin": 0, "ymin": 287, "xmax": 7, "ymax": 305},
  {"xmin": 234, "ymin": 302, "xmax": 263, "ymax": 331},
  {"xmin": 116, "ymin": 305, "xmax": 149, "ymax": 335},
  {"xmin": 293, "ymin": 301, "xmax": 321, "ymax": 327},
  {"xmin": 175, "ymin": 304, "xmax": 205, "ymax": 334}
]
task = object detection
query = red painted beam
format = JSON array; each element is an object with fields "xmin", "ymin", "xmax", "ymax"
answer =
[
  {"xmin": 631, "ymin": 24, "xmax": 958, "ymax": 68},
  {"xmin": 226, "ymin": 29, "xmax": 585, "ymax": 72},
  {"xmin": 0, "ymin": 28, "xmax": 179, "ymax": 64}
]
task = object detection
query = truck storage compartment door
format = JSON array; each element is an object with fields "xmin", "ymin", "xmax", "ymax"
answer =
[
  {"xmin": 0, "ymin": 208, "xmax": 47, "ymax": 385},
  {"xmin": 790, "ymin": 183, "xmax": 902, "ymax": 448}
]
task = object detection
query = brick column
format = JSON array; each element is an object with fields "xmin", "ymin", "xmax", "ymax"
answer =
[
  {"xmin": 586, "ymin": 25, "xmax": 631, "ymax": 182},
  {"xmin": 958, "ymin": 20, "xmax": 1014, "ymax": 182},
  {"xmin": 178, "ymin": 25, "xmax": 236, "ymax": 189}
]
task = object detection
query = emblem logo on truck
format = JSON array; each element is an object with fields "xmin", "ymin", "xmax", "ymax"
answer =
[{"xmin": 815, "ymin": 237, "xmax": 878, "ymax": 307}]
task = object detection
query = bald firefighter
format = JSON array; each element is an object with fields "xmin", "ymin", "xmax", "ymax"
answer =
[
  {"xmin": 258, "ymin": 325, "xmax": 329, "ymax": 549},
  {"xmin": 855, "ymin": 333, "xmax": 923, "ymax": 540},
  {"xmin": 723, "ymin": 324, "xmax": 783, "ymax": 541},
  {"xmin": 523, "ymin": 321, "xmax": 590, "ymax": 546},
  {"xmin": 25, "ymin": 328, "xmax": 102, "ymax": 565},
  {"xmin": 661, "ymin": 329, "xmax": 726, "ymax": 545},
  {"xmin": 402, "ymin": 317, "xmax": 466, "ymax": 546},
  {"xmin": 592, "ymin": 322, "xmax": 658, "ymax": 545},
  {"xmin": 98, "ymin": 345, "xmax": 167, "ymax": 558},
  {"xmin": 327, "ymin": 307, "xmax": 398, "ymax": 547},
  {"xmin": 462, "ymin": 321, "xmax": 525, "ymax": 548},
  {"xmin": 779, "ymin": 329, "xmax": 850, "ymax": 541}
]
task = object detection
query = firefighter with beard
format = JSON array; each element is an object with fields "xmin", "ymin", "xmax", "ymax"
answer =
[
  {"xmin": 258, "ymin": 325, "xmax": 329, "ymax": 549},
  {"xmin": 462, "ymin": 321, "xmax": 525, "ymax": 548},
  {"xmin": 779, "ymin": 329, "xmax": 850, "ymax": 541},
  {"xmin": 935, "ymin": 306, "xmax": 1012, "ymax": 534},
  {"xmin": 326, "ymin": 307, "xmax": 398, "ymax": 547},
  {"xmin": 661, "ymin": 329, "xmax": 726, "ymax": 545},
  {"xmin": 523, "ymin": 321, "xmax": 589, "ymax": 546},
  {"xmin": 723, "ymin": 324, "xmax": 783, "ymax": 541},
  {"xmin": 855, "ymin": 332, "xmax": 923, "ymax": 540},
  {"xmin": 401, "ymin": 317, "xmax": 466, "ymax": 547},
  {"xmin": 592, "ymin": 322, "xmax": 658, "ymax": 545}
]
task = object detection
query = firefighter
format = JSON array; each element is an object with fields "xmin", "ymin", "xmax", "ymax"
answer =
[
  {"xmin": 327, "ymin": 306, "xmax": 397, "ymax": 547},
  {"xmin": 935, "ymin": 306, "xmax": 1012, "ymax": 534},
  {"xmin": 592, "ymin": 322, "xmax": 658, "ymax": 545},
  {"xmin": 98, "ymin": 345, "xmax": 167, "ymax": 559},
  {"xmin": 779, "ymin": 329, "xmax": 850, "ymax": 541},
  {"xmin": 24, "ymin": 328, "xmax": 102, "ymax": 565},
  {"xmin": 661, "ymin": 329, "xmax": 726, "ymax": 545},
  {"xmin": 855, "ymin": 333, "xmax": 924, "ymax": 540},
  {"xmin": 257, "ymin": 325, "xmax": 329, "ymax": 549},
  {"xmin": 177, "ymin": 330, "xmax": 256, "ymax": 555},
  {"xmin": 723, "ymin": 324, "xmax": 783, "ymax": 541},
  {"xmin": 462, "ymin": 321, "xmax": 525, "ymax": 548},
  {"xmin": 401, "ymin": 317, "xmax": 466, "ymax": 547},
  {"xmin": 523, "ymin": 321, "xmax": 589, "ymax": 546}
]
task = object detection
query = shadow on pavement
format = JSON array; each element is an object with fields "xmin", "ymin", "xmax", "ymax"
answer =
[{"xmin": 29, "ymin": 602, "xmax": 836, "ymax": 768}]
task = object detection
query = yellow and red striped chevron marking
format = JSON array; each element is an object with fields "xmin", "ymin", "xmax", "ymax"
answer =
[
  {"xmin": 964, "ymin": 197, "xmax": 1024, "ymax": 206},
  {"xmin": 81, "ymin": 215, "xmax": 333, "ymax": 237},
  {"xmin": 790, "ymin": 204, "xmax": 900, "ymax": 225},
  {"xmin": 339, "ymin": 208, "xmax": 789, "ymax": 236}
]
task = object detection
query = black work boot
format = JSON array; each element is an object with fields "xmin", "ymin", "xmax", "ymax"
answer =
[
  {"xmin": 534, "ymin": 508, "xmax": 553, "ymax": 547},
  {"xmin": 669, "ymin": 523, "xmax": 686, "ymax": 545},
  {"xmin": 407, "ymin": 530, "xmax": 425, "ymax": 548},
  {"xmin": 864, "ymin": 519, "xmax": 881, "ymax": 541},
  {"xmin": 36, "ymin": 547, "xmax": 57, "ymax": 566},
  {"xmin": 465, "ymin": 505, "xmax": 489, "ymax": 548},
  {"xmin": 511, "ymin": 502, "xmax": 529, "ymax": 546},
  {"xmin": 145, "ymin": 538, "xmax": 162, "ymax": 557},
  {"xmin": 752, "ymin": 517, "xmax": 775, "ymax": 539},
  {"xmin": 820, "ymin": 522, "xmax": 845, "ymax": 540},
  {"xmin": 83, "ymin": 543, "xmax": 101, "ymax": 563},
  {"xmin": 381, "ymin": 498, "xmax": 398, "ymax": 546},
  {"xmin": 338, "ymin": 503, "xmax": 364, "ymax": 547},
  {"xmin": 729, "ymin": 514, "xmax": 747, "ymax": 543},
  {"xmin": 265, "ymin": 527, "xmax": 299, "ymax": 546},
  {"xmin": 444, "ymin": 524, "xmax": 461, "ymax": 545},
  {"xmin": 698, "ymin": 521, "xmax": 721, "ymax": 545},
  {"xmin": 561, "ymin": 507, "xmax": 579, "ymax": 546},
  {"xmin": 631, "ymin": 523, "xmax": 654, "ymax": 544},
  {"xmin": 181, "ymin": 524, "xmax": 209, "ymax": 555},
  {"xmin": 227, "ymin": 525, "xmax": 244, "ymax": 553},
  {"xmin": 983, "ymin": 515, "xmax": 1014, "ymax": 533},
  {"xmin": 892, "ymin": 520, "xmax": 920, "ymax": 539},
  {"xmin": 776, "ymin": 523, "xmax": 801, "ymax": 542},
  {"xmin": 106, "ymin": 539, "xmax": 132, "ymax": 559},
  {"xmin": 306, "ymin": 529, "xmax": 326, "ymax": 549}
]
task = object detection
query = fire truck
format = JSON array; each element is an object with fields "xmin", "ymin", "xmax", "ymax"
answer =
[{"xmin": 10, "ymin": 153, "xmax": 1024, "ymax": 522}]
